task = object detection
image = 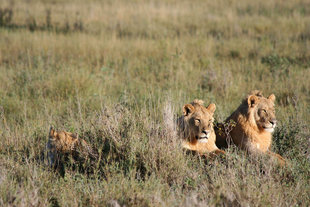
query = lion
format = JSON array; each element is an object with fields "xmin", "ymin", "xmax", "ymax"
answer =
[
  {"xmin": 215, "ymin": 90, "xmax": 285, "ymax": 165},
  {"xmin": 177, "ymin": 99, "xmax": 225, "ymax": 156},
  {"xmin": 46, "ymin": 126, "xmax": 97, "ymax": 172}
]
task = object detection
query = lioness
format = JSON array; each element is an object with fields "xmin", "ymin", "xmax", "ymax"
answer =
[
  {"xmin": 46, "ymin": 127, "xmax": 96, "ymax": 170},
  {"xmin": 215, "ymin": 90, "xmax": 285, "ymax": 165},
  {"xmin": 178, "ymin": 99, "xmax": 225, "ymax": 156}
]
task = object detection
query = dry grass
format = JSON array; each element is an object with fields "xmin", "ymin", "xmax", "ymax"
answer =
[{"xmin": 0, "ymin": 0, "xmax": 309, "ymax": 206}]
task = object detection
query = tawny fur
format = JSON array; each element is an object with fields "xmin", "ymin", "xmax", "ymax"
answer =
[
  {"xmin": 178, "ymin": 99, "xmax": 225, "ymax": 155},
  {"xmin": 46, "ymin": 127, "xmax": 96, "ymax": 168},
  {"xmin": 216, "ymin": 90, "xmax": 285, "ymax": 165}
]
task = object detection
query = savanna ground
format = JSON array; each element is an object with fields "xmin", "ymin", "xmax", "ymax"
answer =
[{"xmin": 0, "ymin": 0, "xmax": 310, "ymax": 206}]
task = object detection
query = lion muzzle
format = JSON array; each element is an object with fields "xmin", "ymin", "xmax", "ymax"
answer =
[
  {"xmin": 196, "ymin": 130, "xmax": 211, "ymax": 143},
  {"xmin": 263, "ymin": 119, "xmax": 277, "ymax": 133}
]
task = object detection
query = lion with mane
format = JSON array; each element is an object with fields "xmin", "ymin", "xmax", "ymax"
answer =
[
  {"xmin": 215, "ymin": 90, "xmax": 285, "ymax": 165},
  {"xmin": 177, "ymin": 99, "xmax": 225, "ymax": 155}
]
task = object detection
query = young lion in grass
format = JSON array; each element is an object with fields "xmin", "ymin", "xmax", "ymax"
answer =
[
  {"xmin": 215, "ymin": 90, "xmax": 285, "ymax": 165},
  {"xmin": 46, "ymin": 127, "xmax": 96, "ymax": 172},
  {"xmin": 177, "ymin": 99, "xmax": 225, "ymax": 156}
]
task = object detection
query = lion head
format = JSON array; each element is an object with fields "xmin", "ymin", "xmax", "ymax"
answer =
[
  {"xmin": 216, "ymin": 90, "xmax": 284, "ymax": 162},
  {"xmin": 245, "ymin": 90, "xmax": 277, "ymax": 133},
  {"xmin": 178, "ymin": 99, "xmax": 216, "ymax": 144}
]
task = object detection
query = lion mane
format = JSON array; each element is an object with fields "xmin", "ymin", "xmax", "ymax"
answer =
[
  {"xmin": 178, "ymin": 99, "xmax": 224, "ymax": 155},
  {"xmin": 216, "ymin": 90, "xmax": 285, "ymax": 165}
]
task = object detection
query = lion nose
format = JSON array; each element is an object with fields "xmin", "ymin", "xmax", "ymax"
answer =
[
  {"xmin": 202, "ymin": 130, "xmax": 209, "ymax": 135},
  {"xmin": 270, "ymin": 119, "xmax": 277, "ymax": 126}
]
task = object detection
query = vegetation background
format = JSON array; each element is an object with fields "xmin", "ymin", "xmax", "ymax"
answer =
[{"xmin": 0, "ymin": 0, "xmax": 309, "ymax": 206}]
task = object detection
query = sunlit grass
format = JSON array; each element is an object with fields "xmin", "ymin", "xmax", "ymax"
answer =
[{"xmin": 0, "ymin": 0, "xmax": 309, "ymax": 206}]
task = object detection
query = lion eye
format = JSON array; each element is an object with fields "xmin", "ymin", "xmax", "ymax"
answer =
[
  {"xmin": 195, "ymin": 119, "xmax": 200, "ymax": 123},
  {"xmin": 262, "ymin": 109, "xmax": 267, "ymax": 113}
]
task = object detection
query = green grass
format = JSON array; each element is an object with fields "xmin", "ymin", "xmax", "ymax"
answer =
[{"xmin": 0, "ymin": 0, "xmax": 309, "ymax": 206}]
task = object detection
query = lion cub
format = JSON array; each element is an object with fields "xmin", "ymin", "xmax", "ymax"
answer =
[
  {"xmin": 46, "ymin": 127, "xmax": 96, "ymax": 170},
  {"xmin": 216, "ymin": 90, "xmax": 285, "ymax": 165},
  {"xmin": 177, "ymin": 99, "xmax": 225, "ymax": 156}
]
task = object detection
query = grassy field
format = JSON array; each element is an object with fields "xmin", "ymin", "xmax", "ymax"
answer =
[{"xmin": 0, "ymin": 0, "xmax": 309, "ymax": 206}]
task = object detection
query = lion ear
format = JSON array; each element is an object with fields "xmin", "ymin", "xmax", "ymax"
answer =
[
  {"xmin": 206, "ymin": 103, "xmax": 216, "ymax": 114},
  {"xmin": 247, "ymin": 95, "xmax": 259, "ymax": 108},
  {"xmin": 268, "ymin": 94, "xmax": 276, "ymax": 102},
  {"xmin": 49, "ymin": 126, "xmax": 57, "ymax": 137},
  {"xmin": 49, "ymin": 126, "xmax": 56, "ymax": 137},
  {"xmin": 183, "ymin": 104, "xmax": 195, "ymax": 116}
]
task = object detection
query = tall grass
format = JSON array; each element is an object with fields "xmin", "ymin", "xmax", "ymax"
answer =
[{"xmin": 0, "ymin": 0, "xmax": 309, "ymax": 206}]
